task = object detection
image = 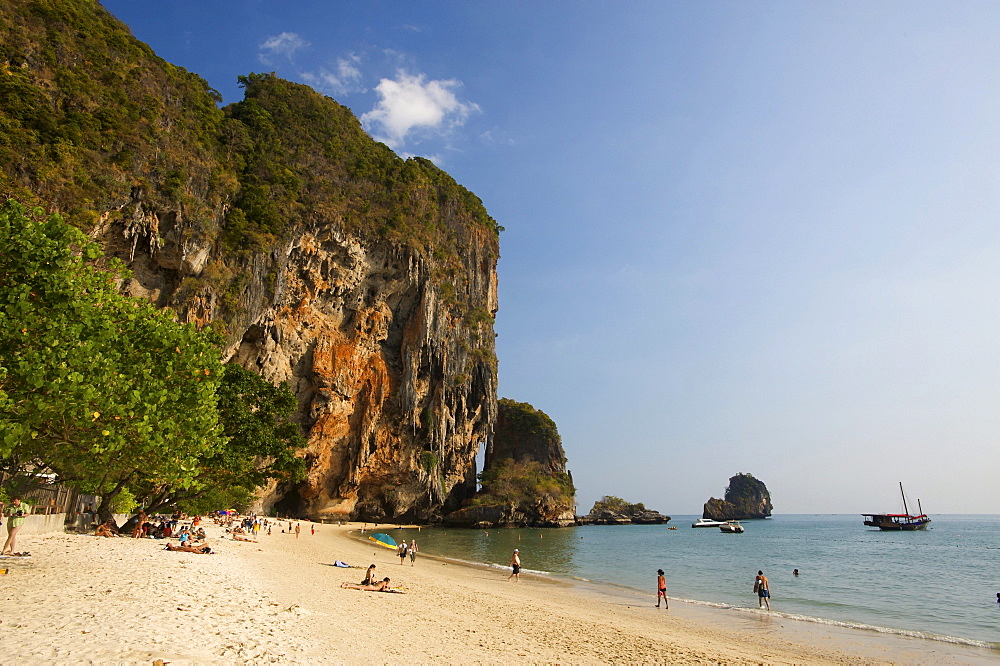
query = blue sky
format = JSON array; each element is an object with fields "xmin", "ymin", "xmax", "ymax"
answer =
[{"xmin": 101, "ymin": 1, "xmax": 1000, "ymax": 514}]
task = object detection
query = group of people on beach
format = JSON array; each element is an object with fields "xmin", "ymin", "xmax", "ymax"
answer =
[{"xmin": 396, "ymin": 539, "xmax": 418, "ymax": 565}]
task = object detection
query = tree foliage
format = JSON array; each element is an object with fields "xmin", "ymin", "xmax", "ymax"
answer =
[
  {"xmin": 0, "ymin": 201, "xmax": 227, "ymax": 516},
  {"xmin": 133, "ymin": 362, "xmax": 308, "ymax": 514},
  {"xmin": 588, "ymin": 495, "xmax": 647, "ymax": 515},
  {"xmin": 0, "ymin": 201, "xmax": 309, "ymax": 518}
]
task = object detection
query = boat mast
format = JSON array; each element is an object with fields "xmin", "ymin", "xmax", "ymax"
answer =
[
  {"xmin": 899, "ymin": 482, "xmax": 910, "ymax": 516},
  {"xmin": 917, "ymin": 498, "xmax": 923, "ymax": 516}
]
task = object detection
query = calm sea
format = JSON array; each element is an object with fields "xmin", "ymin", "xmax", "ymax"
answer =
[{"xmin": 377, "ymin": 514, "xmax": 1000, "ymax": 649}]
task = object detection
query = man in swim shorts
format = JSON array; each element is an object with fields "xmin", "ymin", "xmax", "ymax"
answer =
[
  {"xmin": 508, "ymin": 548, "xmax": 520, "ymax": 581},
  {"xmin": 754, "ymin": 570, "xmax": 770, "ymax": 610}
]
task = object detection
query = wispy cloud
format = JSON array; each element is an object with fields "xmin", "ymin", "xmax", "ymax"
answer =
[
  {"xmin": 361, "ymin": 71, "xmax": 480, "ymax": 149},
  {"xmin": 300, "ymin": 54, "xmax": 365, "ymax": 96},
  {"xmin": 258, "ymin": 32, "xmax": 310, "ymax": 65}
]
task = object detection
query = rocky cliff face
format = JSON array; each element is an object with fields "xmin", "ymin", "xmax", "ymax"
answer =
[
  {"xmin": 0, "ymin": 1, "xmax": 499, "ymax": 522},
  {"xmin": 703, "ymin": 473, "xmax": 773, "ymax": 520}
]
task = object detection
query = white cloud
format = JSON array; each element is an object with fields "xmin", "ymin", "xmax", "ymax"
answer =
[
  {"xmin": 361, "ymin": 71, "xmax": 480, "ymax": 149},
  {"xmin": 258, "ymin": 32, "xmax": 310, "ymax": 65},
  {"xmin": 300, "ymin": 54, "xmax": 364, "ymax": 96}
]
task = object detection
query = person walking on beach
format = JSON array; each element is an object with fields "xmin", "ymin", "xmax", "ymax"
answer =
[
  {"xmin": 656, "ymin": 569, "xmax": 668, "ymax": 609},
  {"xmin": 295, "ymin": 523, "xmax": 300, "ymax": 539},
  {"xmin": 397, "ymin": 540, "xmax": 408, "ymax": 564},
  {"xmin": 409, "ymin": 539, "xmax": 418, "ymax": 565},
  {"xmin": 508, "ymin": 548, "xmax": 521, "ymax": 581},
  {"xmin": 754, "ymin": 570, "xmax": 770, "ymax": 610},
  {"xmin": 2, "ymin": 498, "xmax": 29, "ymax": 555}
]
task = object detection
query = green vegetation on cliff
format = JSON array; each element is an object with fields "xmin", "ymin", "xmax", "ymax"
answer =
[
  {"xmin": 589, "ymin": 495, "xmax": 648, "ymax": 515},
  {"xmin": 1, "ymin": 0, "xmax": 500, "ymax": 329},
  {"xmin": 472, "ymin": 459, "xmax": 575, "ymax": 513},
  {"xmin": 466, "ymin": 398, "xmax": 574, "ymax": 521},
  {"xmin": 0, "ymin": 0, "xmax": 230, "ymax": 229}
]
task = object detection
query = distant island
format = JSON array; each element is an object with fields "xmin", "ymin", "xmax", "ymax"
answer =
[
  {"xmin": 578, "ymin": 495, "xmax": 670, "ymax": 525},
  {"xmin": 703, "ymin": 473, "xmax": 772, "ymax": 520}
]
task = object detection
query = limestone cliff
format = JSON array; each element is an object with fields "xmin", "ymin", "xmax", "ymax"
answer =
[
  {"xmin": 703, "ymin": 473, "xmax": 773, "ymax": 520},
  {"xmin": 0, "ymin": 1, "xmax": 499, "ymax": 521},
  {"xmin": 444, "ymin": 399, "xmax": 575, "ymax": 527}
]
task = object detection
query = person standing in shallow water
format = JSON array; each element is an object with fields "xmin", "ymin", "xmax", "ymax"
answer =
[
  {"xmin": 508, "ymin": 548, "xmax": 521, "ymax": 581},
  {"xmin": 754, "ymin": 570, "xmax": 770, "ymax": 610},
  {"xmin": 656, "ymin": 569, "xmax": 668, "ymax": 609}
]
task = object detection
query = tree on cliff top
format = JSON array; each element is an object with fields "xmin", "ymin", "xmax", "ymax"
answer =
[{"xmin": 0, "ymin": 201, "xmax": 227, "ymax": 518}]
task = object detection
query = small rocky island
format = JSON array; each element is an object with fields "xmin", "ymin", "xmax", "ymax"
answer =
[
  {"xmin": 578, "ymin": 496, "xmax": 671, "ymax": 525},
  {"xmin": 703, "ymin": 473, "xmax": 772, "ymax": 520}
]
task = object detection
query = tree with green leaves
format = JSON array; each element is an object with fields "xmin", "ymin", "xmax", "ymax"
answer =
[
  {"xmin": 132, "ymin": 362, "xmax": 307, "ymax": 516},
  {"xmin": 0, "ymin": 200, "xmax": 227, "ymax": 520}
]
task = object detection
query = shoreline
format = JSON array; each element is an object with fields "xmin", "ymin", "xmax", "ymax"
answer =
[
  {"xmin": 1, "ymin": 520, "xmax": 997, "ymax": 663},
  {"xmin": 348, "ymin": 529, "xmax": 999, "ymax": 664}
]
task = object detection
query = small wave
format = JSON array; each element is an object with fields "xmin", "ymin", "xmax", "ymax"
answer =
[
  {"xmin": 428, "ymin": 556, "xmax": 551, "ymax": 576},
  {"xmin": 671, "ymin": 597, "xmax": 998, "ymax": 651}
]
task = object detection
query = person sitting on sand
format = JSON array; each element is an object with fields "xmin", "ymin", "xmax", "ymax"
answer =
[
  {"xmin": 95, "ymin": 519, "xmax": 119, "ymax": 538},
  {"xmin": 341, "ymin": 577, "xmax": 405, "ymax": 593},
  {"xmin": 165, "ymin": 543, "xmax": 212, "ymax": 554},
  {"xmin": 360, "ymin": 564, "xmax": 377, "ymax": 585}
]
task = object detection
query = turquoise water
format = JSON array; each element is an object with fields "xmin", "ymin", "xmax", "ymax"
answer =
[{"xmin": 378, "ymin": 514, "xmax": 1000, "ymax": 649}]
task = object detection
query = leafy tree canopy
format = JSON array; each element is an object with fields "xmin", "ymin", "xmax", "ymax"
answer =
[
  {"xmin": 133, "ymin": 362, "xmax": 307, "ymax": 514},
  {"xmin": 0, "ymin": 200, "xmax": 226, "ymax": 515}
]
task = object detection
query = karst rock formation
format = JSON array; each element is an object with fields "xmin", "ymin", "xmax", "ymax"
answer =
[{"xmin": 0, "ymin": 0, "xmax": 500, "ymax": 521}]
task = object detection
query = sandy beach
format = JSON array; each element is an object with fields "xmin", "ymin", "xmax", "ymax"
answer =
[{"xmin": 1, "ymin": 520, "xmax": 994, "ymax": 664}]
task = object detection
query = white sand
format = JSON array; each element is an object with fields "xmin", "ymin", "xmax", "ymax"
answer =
[{"xmin": 1, "ymin": 521, "xmax": 994, "ymax": 664}]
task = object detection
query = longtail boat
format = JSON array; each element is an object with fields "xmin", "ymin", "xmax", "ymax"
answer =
[{"xmin": 862, "ymin": 482, "xmax": 930, "ymax": 531}]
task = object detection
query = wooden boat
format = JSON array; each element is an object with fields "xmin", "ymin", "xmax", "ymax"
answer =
[
  {"xmin": 719, "ymin": 520, "xmax": 744, "ymax": 533},
  {"xmin": 862, "ymin": 483, "xmax": 930, "ymax": 531}
]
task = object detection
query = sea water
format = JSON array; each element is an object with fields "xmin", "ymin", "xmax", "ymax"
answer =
[{"xmin": 377, "ymin": 514, "xmax": 1000, "ymax": 649}]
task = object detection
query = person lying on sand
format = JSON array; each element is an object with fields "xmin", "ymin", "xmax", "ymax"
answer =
[
  {"xmin": 341, "ymin": 577, "xmax": 406, "ymax": 593},
  {"xmin": 165, "ymin": 543, "xmax": 212, "ymax": 554},
  {"xmin": 232, "ymin": 533, "xmax": 257, "ymax": 542}
]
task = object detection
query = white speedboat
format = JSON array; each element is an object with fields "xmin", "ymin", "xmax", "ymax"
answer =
[
  {"xmin": 692, "ymin": 518, "xmax": 727, "ymax": 528},
  {"xmin": 719, "ymin": 521, "xmax": 744, "ymax": 533}
]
